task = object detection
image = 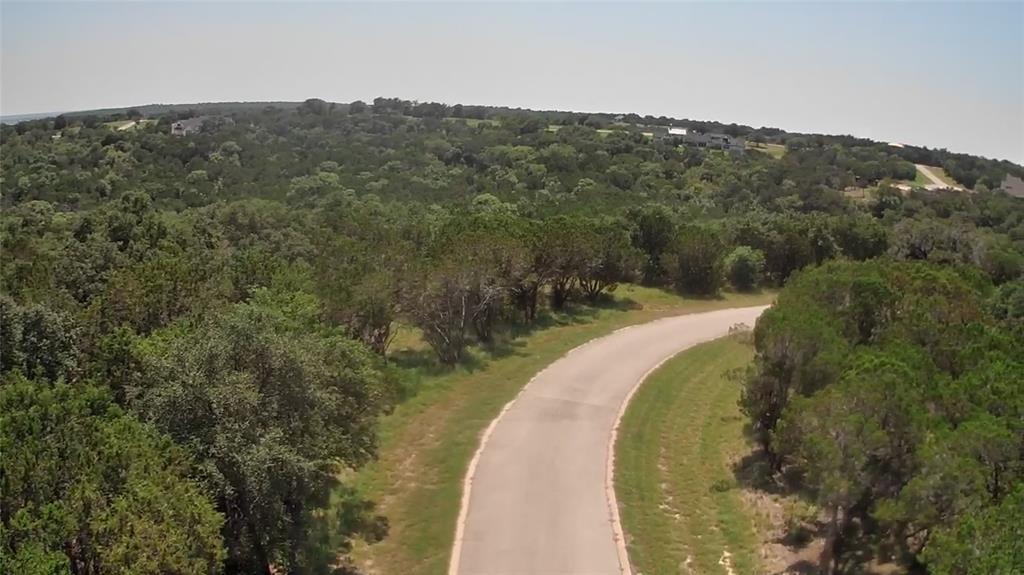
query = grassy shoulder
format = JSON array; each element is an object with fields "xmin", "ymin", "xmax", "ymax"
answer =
[
  {"xmin": 932, "ymin": 166, "xmax": 959, "ymax": 188},
  {"xmin": 347, "ymin": 286, "xmax": 775, "ymax": 575},
  {"xmin": 615, "ymin": 334, "xmax": 761, "ymax": 575},
  {"xmin": 912, "ymin": 167, "xmax": 931, "ymax": 187}
]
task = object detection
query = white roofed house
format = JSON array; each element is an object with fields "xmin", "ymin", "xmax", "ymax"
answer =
[{"xmin": 664, "ymin": 126, "xmax": 745, "ymax": 154}]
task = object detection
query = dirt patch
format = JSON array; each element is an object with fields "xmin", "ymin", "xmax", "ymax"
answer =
[{"xmin": 740, "ymin": 488, "xmax": 822, "ymax": 574}]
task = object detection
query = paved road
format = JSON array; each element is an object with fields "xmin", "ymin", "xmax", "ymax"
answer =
[{"xmin": 451, "ymin": 305, "xmax": 770, "ymax": 575}]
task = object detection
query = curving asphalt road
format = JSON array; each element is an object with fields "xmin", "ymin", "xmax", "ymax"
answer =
[{"xmin": 450, "ymin": 305, "xmax": 770, "ymax": 575}]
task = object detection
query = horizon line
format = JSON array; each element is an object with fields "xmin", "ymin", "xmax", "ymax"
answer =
[{"xmin": 3, "ymin": 96, "xmax": 1020, "ymax": 166}]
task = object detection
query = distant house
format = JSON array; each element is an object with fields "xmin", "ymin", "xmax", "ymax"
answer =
[
  {"xmin": 171, "ymin": 116, "xmax": 207, "ymax": 136},
  {"xmin": 663, "ymin": 126, "xmax": 745, "ymax": 154}
]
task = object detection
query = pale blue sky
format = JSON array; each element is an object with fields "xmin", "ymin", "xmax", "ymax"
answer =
[{"xmin": 2, "ymin": 2, "xmax": 1022, "ymax": 163}]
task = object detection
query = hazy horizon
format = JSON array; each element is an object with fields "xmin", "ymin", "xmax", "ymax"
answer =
[{"xmin": 3, "ymin": 2, "xmax": 1022, "ymax": 163}]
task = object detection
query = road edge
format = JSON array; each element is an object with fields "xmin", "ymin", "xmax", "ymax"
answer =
[{"xmin": 605, "ymin": 356, "xmax": 674, "ymax": 575}]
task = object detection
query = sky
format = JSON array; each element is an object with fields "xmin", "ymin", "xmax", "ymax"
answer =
[{"xmin": 2, "ymin": 1, "xmax": 1022, "ymax": 164}]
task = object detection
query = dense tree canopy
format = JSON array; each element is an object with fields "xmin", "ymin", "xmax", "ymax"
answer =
[
  {"xmin": 743, "ymin": 260, "xmax": 1023, "ymax": 573},
  {"xmin": 132, "ymin": 293, "xmax": 389, "ymax": 573},
  {"xmin": 1, "ymin": 376, "xmax": 225, "ymax": 575}
]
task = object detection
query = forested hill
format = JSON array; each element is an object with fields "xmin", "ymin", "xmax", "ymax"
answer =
[
  {"xmin": 2, "ymin": 97, "xmax": 1023, "ymax": 574},
  {"xmin": 4, "ymin": 96, "xmax": 1022, "ymax": 212}
]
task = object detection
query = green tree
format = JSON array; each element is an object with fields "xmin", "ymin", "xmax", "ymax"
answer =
[
  {"xmin": 742, "ymin": 302, "xmax": 847, "ymax": 457},
  {"xmin": 831, "ymin": 214, "xmax": 888, "ymax": 260},
  {"xmin": 990, "ymin": 279, "xmax": 1024, "ymax": 330},
  {"xmin": 723, "ymin": 246, "xmax": 765, "ymax": 291},
  {"xmin": 777, "ymin": 352, "xmax": 929, "ymax": 573},
  {"xmin": 133, "ymin": 295, "xmax": 388, "ymax": 574},
  {"xmin": 298, "ymin": 98, "xmax": 330, "ymax": 116},
  {"xmin": 744, "ymin": 259, "xmax": 1022, "ymax": 571},
  {"xmin": 0, "ymin": 296, "xmax": 79, "ymax": 382},
  {"xmin": 664, "ymin": 225, "xmax": 726, "ymax": 295},
  {"xmin": 576, "ymin": 220, "xmax": 639, "ymax": 302},
  {"xmin": 537, "ymin": 216, "xmax": 590, "ymax": 310},
  {"xmin": 626, "ymin": 204, "xmax": 676, "ymax": 284},
  {"xmin": 1, "ymin": 376, "xmax": 225, "ymax": 575},
  {"xmin": 506, "ymin": 220, "xmax": 547, "ymax": 323},
  {"xmin": 922, "ymin": 485, "xmax": 1024, "ymax": 575},
  {"xmin": 974, "ymin": 235, "xmax": 1024, "ymax": 284}
]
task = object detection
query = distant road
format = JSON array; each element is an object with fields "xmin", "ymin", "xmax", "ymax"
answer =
[
  {"xmin": 915, "ymin": 164, "xmax": 957, "ymax": 189},
  {"xmin": 450, "ymin": 305, "xmax": 770, "ymax": 575}
]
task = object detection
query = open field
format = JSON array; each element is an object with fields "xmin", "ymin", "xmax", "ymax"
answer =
[
  {"xmin": 102, "ymin": 120, "xmax": 136, "ymax": 130},
  {"xmin": 747, "ymin": 142, "xmax": 786, "ymax": 159},
  {"xmin": 930, "ymin": 166, "xmax": 959, "ymax": 187},
  {"xmin": 546, "ymin": 124, "xmax": 617, "ymax": 134},
  {"xmin": 102, "ymin": 118, "xmax": 157, "ymax": 131},
  {"xmin": 883, "ymin": 172, "xmax": 929, "ymax": 192},
  {"xmin": 345, "ymin": 286, "xmax": 776, "ymax": 574},
  {"xmin": 615, "ymin": 335, "xmax": 761, "ymax": 575},
  {"xmin": 886, "ymin": 165, "xmax": 964, "ymax": 194},
  {"xmin": 546, "ymin": 124, "xmax": 654, "ymax": 138}
]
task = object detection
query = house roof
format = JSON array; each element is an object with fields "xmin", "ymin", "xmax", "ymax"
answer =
[{"xmin": 173, "ymin": 116, "xmax": 208, "ymax": 129}]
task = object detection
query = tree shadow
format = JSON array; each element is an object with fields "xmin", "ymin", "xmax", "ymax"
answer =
[
  {"xmin": 732, "ymin": 448, "xmax": 787, "ymax": 495},
  {"xmin": 386, "ymin": 330, "xmax": 528, "ymax": 377},
  {"xmin": 382, "ymin": 290, "xmax": 654, "ymax": 399},
  {"xmin": 686, "ymin": 292, "xmax": 729, "ymax": 301},
  {"xmin": 510, "ymin": 302, "xmax": 604, "ymax": 334},
  {"xmin": 386, "ymin": 348, "xmax": 450, "ymax": 376},
  {"xmin": 456, "ymin": 350, "xmax": 489, "ymax": 373},
  {"xmin": 589, "ymin": 292, "xmax": 644, "ymax": 311},
  {"xmin": 732, "ymin": 448, "xmax": 829, "ymax": 572},
  {"xmin": 770, "ymin": 560, "xmax": 819, "ymax": 575},
  {"xmin": 478, "ymin": 332, "xmax": 529, "ymax": 362},
  {"xmin": 777, "ymin": 520, "xmax": 820, "ymax": 550},
  {"xmin": 729, "ymin": 287, "xmax": 769, "ymax": 297},
  {"xmin": 834, "ymin": 521, "xmax": 919, "ymax": 575}
]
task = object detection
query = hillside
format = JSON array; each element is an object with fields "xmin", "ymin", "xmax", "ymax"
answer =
[{"xmin": 6, "ymin": 96, "xmax": 1022, "ymax": 193}]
